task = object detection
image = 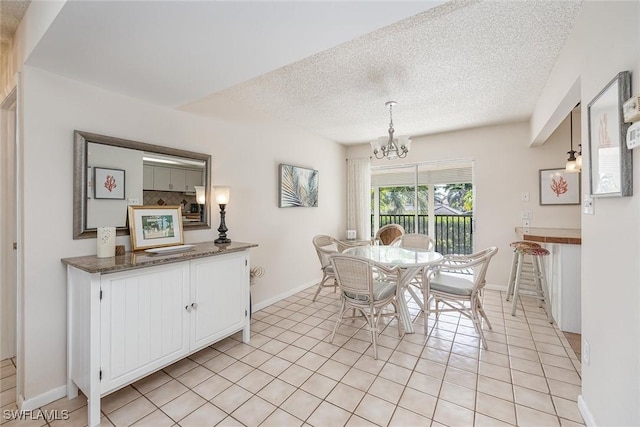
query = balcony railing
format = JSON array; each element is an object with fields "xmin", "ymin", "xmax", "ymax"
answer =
[{"xmin": 373, "ymin": 214, "xmax": 473, "ymax": 255}]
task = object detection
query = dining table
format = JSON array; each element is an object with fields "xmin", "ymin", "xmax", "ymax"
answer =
[{"xmin": 343, "ymin": 245, "xmax": 443, "ymax": 334}]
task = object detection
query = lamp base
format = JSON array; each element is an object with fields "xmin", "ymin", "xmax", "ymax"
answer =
[{"xmin": 214, "ymin": 237, "xmax": 231, "ymax": 244}]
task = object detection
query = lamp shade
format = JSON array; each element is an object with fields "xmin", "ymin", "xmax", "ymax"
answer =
[
  {"xmin": 213, "ymin": 186, "xmax": 230, "ymax": 205},
  {"xmin": 194, "ymin": 186, "xmax": 206, "ymax": 204}
]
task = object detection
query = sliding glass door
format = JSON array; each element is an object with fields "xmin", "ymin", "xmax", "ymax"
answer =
[{"xmin": 371, "ymin": 161, "xmax": 474, "ymax": 255}]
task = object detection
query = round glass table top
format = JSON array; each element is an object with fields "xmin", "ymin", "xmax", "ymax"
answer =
[{"xmin": 344, "ymin": 245, "xmax": 443, "ymax": 266}]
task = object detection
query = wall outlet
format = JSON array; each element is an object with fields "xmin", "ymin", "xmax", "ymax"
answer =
[
  {"xmin": 521, "ymin": 210, "xmax": 532, "ymax": 219},
  {"xmin": 522, "ymin": 220, "xmax": 530, "ymax": 227},
  {"xmin": 583, "ymin": 195, "xmax": 594, "ymax": 215},
  {"xmin": 583, "ymin": 338, "xmax": 590, "ymax": 366},
  {"xmin": 521, "ymin": 192, "xmax": 530, "ymax": 202},
  {"xmin": 128, "ymin": 198, "xmax": 140, "ymax": 205}
]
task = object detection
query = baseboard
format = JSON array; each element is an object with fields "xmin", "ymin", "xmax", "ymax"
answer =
[
  {"xmin": 578, "ymin": 395, "xmax": 596, "ymax": 427},
  {"xmin": 19, "ymin": 385, "xmax": 68, "ymax": 411},
  {"xmin": 252, "ymin": 279, "xmax": 317, "ymax": 313}
]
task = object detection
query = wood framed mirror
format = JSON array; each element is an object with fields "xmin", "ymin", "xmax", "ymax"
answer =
[{"xmin": 73, "ymin": 130, "xmax": 211, "ymax": 239}]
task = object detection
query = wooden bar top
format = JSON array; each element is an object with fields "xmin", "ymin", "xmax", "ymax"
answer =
[
  {"xmin": 62, "ymin": 241, "xmax": 258, "ymax": 274},
  {"xmin": 515, "ymin": 227, "xmax": 581, "ymax": 245}
]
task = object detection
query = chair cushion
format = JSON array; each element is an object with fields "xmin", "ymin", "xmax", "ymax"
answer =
[
  {"xmin": 344, "ymin": 281, "xmax": 397, "ymax": 302},
  {"xmin": 429, "ymin": 273, "xmax": 473, "ymax": 296}
]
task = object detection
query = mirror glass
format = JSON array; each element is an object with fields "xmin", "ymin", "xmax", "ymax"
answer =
[{"xmin": 74, "ymin": 130, "xmax": 211, "ymax": 239}]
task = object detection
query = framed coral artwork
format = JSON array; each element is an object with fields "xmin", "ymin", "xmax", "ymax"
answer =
[
  {"xmin": 539, "ymin": 168, "xmax": 580, "ymax": 205},
  {"xmin": 94, "ymin": 167, "xmax": 125, "ymax": 199}
]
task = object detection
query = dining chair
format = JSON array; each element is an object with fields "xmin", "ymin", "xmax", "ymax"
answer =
[
  {"xmin": 372, "ymin": 224, "xmax": 405, "ymax": 246},
  {"xmin": 390, "ymin": 233, "xmax": 435, "ymax": 251},
  {"xmin": 423, "ymin": 246, "xmax": 498, "ymax": 349},
  {"xmin": 329, "ymin": 254, "xmax": 403, "ymax": 359},
  {"xmin": 311, "ymin": 235, "xmax": 342, "ymax": 302}
]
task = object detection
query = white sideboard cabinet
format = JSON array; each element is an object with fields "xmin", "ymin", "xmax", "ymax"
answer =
[{"xmin": 62, "ymin": 242, "xmax": 257, "ymax": 427}]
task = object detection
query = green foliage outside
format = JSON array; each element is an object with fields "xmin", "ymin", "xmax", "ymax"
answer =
[
  {"xmin": 372, "ymin": 183, "xmax": 473, "ymax": 214},
  {"xmin": 372, "ymin": 183, "xmax": 474, "ymax": 254}
]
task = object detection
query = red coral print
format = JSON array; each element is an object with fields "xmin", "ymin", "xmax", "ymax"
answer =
[
  {"xmin": 550, "ymin": 176, "xmax": 568, "ymax": 197},
  {"xmin": 599, "ymin": 113, "xmax": 612, "ymax": 148},
  {"xmin": 104, "ymin": 175, "xmax": 117, "ymax": 192}
]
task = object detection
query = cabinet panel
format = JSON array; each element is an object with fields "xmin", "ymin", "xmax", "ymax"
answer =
[
  {"xmin": 191, "ymin": 253, "xmax": 248, "ymax": 349},
  {"xmin": 152, "ymin": 166, "xmax": 171, "ymax": 191},
  {"xmin": 170, "ymin": 169, "xmax": 186, "ymax": 192},
  {"xmin": 143, "ymin": 165, "xmax": 154, "ymax": 190},
  {"xmin": 185, "ymin": 170, "xmax": 203, "ymax": 193},
  {"xmin": 100, "ymin": 264, "xmax": 190, "ymax": 393}
]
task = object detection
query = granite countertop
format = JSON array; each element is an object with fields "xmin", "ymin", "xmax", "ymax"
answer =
[
  {"xmin": 515, "ymin": 227, "xmax": 581, "ymax": 245},
  {"xmin": 62, "ymin": 241, "xmax": 258, "ymax": 274}
]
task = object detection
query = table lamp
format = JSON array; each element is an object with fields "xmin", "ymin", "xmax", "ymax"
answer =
[{"xmin": 213, "ymin": 186, "xmax": 231, "ymax": 244}]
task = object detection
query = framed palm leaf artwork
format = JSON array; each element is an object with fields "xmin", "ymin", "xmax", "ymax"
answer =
[{"xmin": 279, "ymin": 164, "xmax": 319, "ymax": 207}]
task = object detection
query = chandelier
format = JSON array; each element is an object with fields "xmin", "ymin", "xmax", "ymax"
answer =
[{"xmin": 371, "ymin": 101, "xmax": 411, "ymax": 159}]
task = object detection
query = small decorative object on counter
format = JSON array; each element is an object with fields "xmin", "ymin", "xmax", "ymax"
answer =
[
  {"xmin": 96, "ymin": 227, "xmax": 116, "ymax": 258},
  {"xmin": 115, "ymin": 245, "xmax": 125, "ymax": 256}
]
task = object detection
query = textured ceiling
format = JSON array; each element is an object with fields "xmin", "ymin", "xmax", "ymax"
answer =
[
  {"xmin": 23, "ymin": 0, "xmax": 582, "ymax": 145},
  {"xmin": 183, "ymin": 0, "xmax": 582, "ymax": 144},
  {"xmin": 0, "ymin": 0, "xmax": 30, "ymax": 43}
]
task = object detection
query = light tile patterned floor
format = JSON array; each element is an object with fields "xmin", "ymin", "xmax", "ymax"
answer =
[{"xmin": 0, "ymin": 287, "xmax": 584, "ymax": 426}]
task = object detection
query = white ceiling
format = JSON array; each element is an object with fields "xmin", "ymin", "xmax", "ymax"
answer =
[{"xmin": 25, "ymin": 0, "xmax": 582, "ymax": 145}]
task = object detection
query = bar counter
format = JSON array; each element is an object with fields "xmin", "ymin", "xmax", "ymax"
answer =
[
  {"xmin": 513, "ymin": 227, "xmax": 581, "ymax": 333},
  {"xmin": 515, "ymin": 227, "xmax": 581, "ymax": 245}
]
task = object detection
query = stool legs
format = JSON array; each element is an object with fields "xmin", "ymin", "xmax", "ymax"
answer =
[
  {"xmin": 510, "ymin": 252, "xmax": 525, "ymax": 316},
  {"xmin": 536, "ymin": 256, "xmax": 554, "ymax": 323},
  {"xmin": 510, "ymin": 251, "xmax": 554, "ymax": 323},
  {"xmin": 505, "ymin": 250, "xmax": 518, "ymax": 301}
]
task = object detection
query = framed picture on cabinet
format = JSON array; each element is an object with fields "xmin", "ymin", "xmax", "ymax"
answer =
[{"xmin": 128, "ymin": 205, "xmax": 184, "ymax": 251}]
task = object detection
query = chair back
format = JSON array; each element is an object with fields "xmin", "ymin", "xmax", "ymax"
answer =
[
  {"xmin": 330, "ymin": 254, "xmax": 374, "ymax": 300},
  {"xmin": 391, "ymin": 233, "xmax": 435, "ymax": 251},
  {"xmin": 312, "ymin": 235, "xmax": 339, "ymax": 269},
  {"xmin": 373, "ymin": 224, "xmax": 405, "ymax": 245},
  {"xmin": 430, "ymin": 246, "xmax": 498, "ymax": 293}
]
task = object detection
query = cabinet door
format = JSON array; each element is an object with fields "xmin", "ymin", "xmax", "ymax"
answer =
[
  {"xmin": 190, "ymin": 252, "xmax": 248, "ymax": 350},
  {"xmin": 143, "ymin": 165, "xmax": 154, "ymax": 190},
  {"xmin": 185, "ymin": 170, "xmax": 203, "ymax": 193},
  {"xmin": 170, "ymin": 169, "xmax": 186, "ymax": 192},
  {"xmin": 100, "ymin": 263, "xmax": 190, "ymax": 393},
  {"xmin": 152, "ymin": 166, "xmax": 171, "ymax": 191}
]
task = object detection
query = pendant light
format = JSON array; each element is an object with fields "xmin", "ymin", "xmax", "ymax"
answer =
[{"xmin": 565, "ymin": 110, "xmax": 580, "ymax": 173}]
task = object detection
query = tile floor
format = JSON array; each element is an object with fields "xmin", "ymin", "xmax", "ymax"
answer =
[{"xmin": 0, "ymin": 287, "xmax": 584, "ymax": 426}]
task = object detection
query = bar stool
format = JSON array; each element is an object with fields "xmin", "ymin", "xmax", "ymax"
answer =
[
  {"xmin": 505, "ymin": 241, "xmax": 541, "ymax": 302},
  {"xmin": 510, "ymin": 244, "xmax": 554, "ymax": 323}
]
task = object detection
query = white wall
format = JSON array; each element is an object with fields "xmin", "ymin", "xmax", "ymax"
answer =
[
  {"xmin": 347, "ymin": 119, "xmax": 581, "ymax": 288},
  {"xmin": 531, "ymin": 2, "xmax": 640, "ymax": 425},
  {"xmin": 20, "ymin": 66, "xmax": 346, "ymax": 402}
]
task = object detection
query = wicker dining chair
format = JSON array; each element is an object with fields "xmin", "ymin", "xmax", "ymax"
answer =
[
  {"xmin": 311, "ymin": 235, "xmax": 349, "ymax": 302},
  {"xmin": 372, "ymin": 224, "xmax": 405, "ymax": 246},
  {"xmin": 391, "ymin": 233, "xmax": 435, "ymax": 251},
  {"xmin": 423, "ymin": 246, "xmax": 498, "ymax": 349},
  {"xmin": 329, "ymin": 254, "xmax": 403, "ymax": 359}
]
